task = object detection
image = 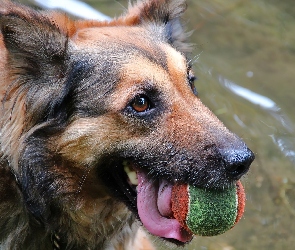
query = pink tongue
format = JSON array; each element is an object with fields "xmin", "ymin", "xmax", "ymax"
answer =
[{"xmin": 137, "ymin": 172, "xmax": 192, "ymax": 242}]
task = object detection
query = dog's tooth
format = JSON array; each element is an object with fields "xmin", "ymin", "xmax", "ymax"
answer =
[
  {"xmin": 128, "ymin": 170, "xmax": 138, "ymax": 186},
  {"xmin": 124, "ymin": 164, "xmax": 138, "ymax": 186}
]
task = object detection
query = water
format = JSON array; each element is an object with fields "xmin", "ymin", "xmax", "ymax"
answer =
[
  {"xmin": 185, "ymin": 1, "xmax": 295, "ymax": 249},
  {"xmin": 20, "ymin": 0, "xmax": 295, "ymax": 249}
]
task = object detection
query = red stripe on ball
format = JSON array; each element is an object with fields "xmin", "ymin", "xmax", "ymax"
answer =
[
  {"xmin": 171, "ymin": 183, "xmax": 191, "ymax": 232},
  {"xmin": 235, "ymin": 180, "xmax": 245, "ymax": 225}
]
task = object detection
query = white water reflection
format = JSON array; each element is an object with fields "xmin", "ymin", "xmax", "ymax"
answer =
[
  {"xmin": 271, "ymin": 136, "xmax": 295, "ymax": 160},
  {"xmin": 219, "ymin": 76, "xmax": 279, "ymax": 111},
  {"xmin": 32, "ymin": 0, "xmax": 111, "ymax": 21},
  {"xmin": 219, "ymin": 76, "xmax": 295, "ymax": 163}
]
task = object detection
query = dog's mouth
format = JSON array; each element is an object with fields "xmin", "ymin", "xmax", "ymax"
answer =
[{"xmin": 113, "ymin": 160, "xmax": 193, "ymax": 243}]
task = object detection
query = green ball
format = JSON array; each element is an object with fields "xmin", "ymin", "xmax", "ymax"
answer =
[{"xmin": 186, "ymin": 185, "xmax": 237, "ymax": 236}]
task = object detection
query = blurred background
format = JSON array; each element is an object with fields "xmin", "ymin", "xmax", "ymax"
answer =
[{"xmin": 18, "ymin": 0, "xmax": 295, "ymax": 249}]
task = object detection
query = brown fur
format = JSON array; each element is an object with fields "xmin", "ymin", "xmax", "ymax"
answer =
[{"xmin": 0, "ymin": 0, "xmax": 254, "ymax": 249}]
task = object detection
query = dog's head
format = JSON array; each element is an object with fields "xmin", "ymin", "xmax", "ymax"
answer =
[{"xmin": 0, "ymin": 0, "xmax": 254, "ymax": 246}]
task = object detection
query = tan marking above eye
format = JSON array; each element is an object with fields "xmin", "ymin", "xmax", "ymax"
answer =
[{"xmin": 131, "ymin": 95, "xmax": 150, "ymax": 112}]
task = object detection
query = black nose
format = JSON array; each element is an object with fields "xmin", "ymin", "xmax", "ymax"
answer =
[{"xmin": 221, "ymin": 148, "xmax": 255, "ymax": 180}]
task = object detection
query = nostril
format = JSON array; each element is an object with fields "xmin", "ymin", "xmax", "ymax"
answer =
[
  {"xmin": 226, "ymin": 162, "xmax": 250, "ymax": 179},
  {"xmin": 223, "ymin": 148, "xmax": 254, "ymax": 180}
]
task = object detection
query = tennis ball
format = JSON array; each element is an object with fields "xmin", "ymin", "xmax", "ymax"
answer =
[{"xmin": 171, "ymin": 181, "xmax": 245, "ymax": 236}]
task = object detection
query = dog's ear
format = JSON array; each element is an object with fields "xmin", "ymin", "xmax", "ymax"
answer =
[
  {"xmin": 123, "ymin": 0, "xmax": 191, "ymax": 53},
  {"xmin": 0, "ymin": 3, "xmax": 75, "ymax": 126},
  {"xmin": 0, "ymin": 3, "xmax": 68, "ymax": 79}
]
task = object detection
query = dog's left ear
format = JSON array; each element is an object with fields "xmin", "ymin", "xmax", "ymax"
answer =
[
  {"xmin": 123, "ymin": 0, "xmax": 191, "ymax": 53},
  {"xmin": 0, "ymin": 3, "xmax": 68, "ymax": 79}
]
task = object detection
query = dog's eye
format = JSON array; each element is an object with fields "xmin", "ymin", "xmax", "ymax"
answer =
[{"xmin": 131, "ymin": 95, "xmax": 151, "ymax": 112}]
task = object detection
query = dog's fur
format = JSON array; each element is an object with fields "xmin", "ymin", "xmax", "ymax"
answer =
[{"xmin": 0, "ymin": 0, "xmax": 254, "ymax": 249}]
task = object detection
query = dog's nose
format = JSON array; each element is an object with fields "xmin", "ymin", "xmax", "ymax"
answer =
[{"xmin": 221, "ymin": 148, "xmax": 254, "ymax": 180}]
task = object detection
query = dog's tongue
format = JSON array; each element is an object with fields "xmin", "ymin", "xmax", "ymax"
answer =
[{"xmin": 137, "ymin": 172, "xmax": 193, "ymax": 242}]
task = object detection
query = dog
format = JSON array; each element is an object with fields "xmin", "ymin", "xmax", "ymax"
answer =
[{"xmin": 0, "ymin": 0, "xmax": 254, "ymax": 249}]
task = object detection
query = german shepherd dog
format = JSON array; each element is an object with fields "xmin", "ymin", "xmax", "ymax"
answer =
[{"xmin": 0, "ymin": 0, "xmax": 254, "ymax": 249}]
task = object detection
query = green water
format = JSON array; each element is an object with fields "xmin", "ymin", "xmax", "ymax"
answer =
[
  {"xmin": 184, "ymin": 2, "xmax": 295, "ymax": 249},
  {"xmin": 20, "ymin": 1, "xmax": 295, "ymax": 249}
]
